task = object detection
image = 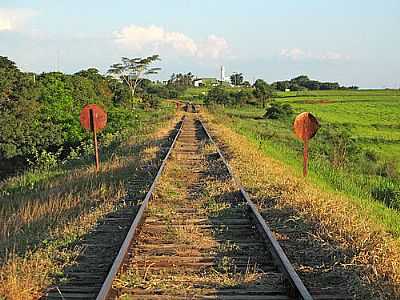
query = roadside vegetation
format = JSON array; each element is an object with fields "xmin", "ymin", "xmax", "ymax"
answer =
[
  {"xmin": 203, "ymin": 112, "xmax": 400, "ymax": 298},
  {"xmin": 0, "ymin": 55, "xmax": 179, "ymax": 180},
  {"xmin": 195, "ymin": 81, "xmax": 400, "ymax": 224},
  {"xmin": 0, "ymin": 55, "xmax": 180, "ymax": 299},
  {"xmin": 0, "ymin": 109, "xmax": 177, "ymax": 299}
]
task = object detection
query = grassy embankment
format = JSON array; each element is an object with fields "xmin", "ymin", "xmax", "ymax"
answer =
[
  {"xmin": 202, "ymin": 109, "xmax": 400, "ymax": 298},
  {"xmin": 205, "ymin": 89, "xmax": 400, "ymax": 237},
  {"xmin": 0, "ymin": 103, "xmax": 176, "ymax": 299}
]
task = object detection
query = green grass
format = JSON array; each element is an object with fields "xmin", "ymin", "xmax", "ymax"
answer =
[
  {"xmin": 276, "ymin": 90, "xmax": 400, "ymax": 164},
  {"xmin": 0, "ymin": 102, "xmax": 176, "ymax": 299},
  {"xmin": 207, "ymin": 89, "xmax": 400, "ymax": 234}
]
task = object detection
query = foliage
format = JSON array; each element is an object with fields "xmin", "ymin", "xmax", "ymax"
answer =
[
  {"xmin": 0, "ymin": 56, "xmax": 170, "ymax": 179},
  {"xmin": 271, "ymin": 75, "xmax": 357, "ymax": 91},
  {"xmin": 168, "ymin": 72, "xmax": 195, "ymax": 87},
  {"xmin": 253, "ymin": 79, "xmax": 273, "ymax": 107},
  {"xmin": 204, "ymin": 86, "xmax": 257, "ymax": 106},
  {"xmin": 205, "ymin": 86, "xmax": 231, "ymax": 105},
  {"xmin": 263, "ymin": 102, "xmax": 293, "ymax": 119},
  {"xmin": 210, "ymin": 88, "xmax": 400, "ymax": 212},
  {"xmin": 230, "ymin": 73, "xmax": 244, "ymax": 86},
  {"xmin": 135, "ymin": 79, "xmax": 181, "ymax": 100},
  {"xmin": 314, "ymin": 125, "xmax": 360, "ymax": 169},
  {"xmin": 108, "ymin": 55, "xmax": 161, "ymax": 106}
]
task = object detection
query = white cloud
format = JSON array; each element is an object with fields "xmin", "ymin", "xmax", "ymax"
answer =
[
  {"xmin": 320, "ymin": 51, "xmax": 351, "ymax": 61},
  {"xmin": 280, "ymin": 48, "xmax": 350, "ymax": 61},
  {"xmin": 114, "ymin": 25, "xmax": 229, "ymax": 59},
  {"xmin": 197, "ymin": 35, "xmax": 229, "ymax": 59},
  {"xmin": 0, "ymin": 8, "xmax": 37, "ymax": 31},
  {"xmin": 280, "ymin": 48, "xmax": 307, "ymax": 60}
]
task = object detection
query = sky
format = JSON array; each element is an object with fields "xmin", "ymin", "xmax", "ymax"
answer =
[{"xmin": 0, "ymin": 0, "xmax": 399, "ymax": 88}]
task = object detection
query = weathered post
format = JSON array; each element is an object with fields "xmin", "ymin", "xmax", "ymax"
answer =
[{"xmin": 80, "ymin": 104, "xmax": 107, "ymax": 172}]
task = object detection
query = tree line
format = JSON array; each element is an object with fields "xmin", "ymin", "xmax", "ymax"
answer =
[
  {"xmin": 0, "ymin": 55, "xmax": 176, "ymax": 179},
  {"xmin": 271, "ymin": 75, "xmax": 358, "ymax": 91}
]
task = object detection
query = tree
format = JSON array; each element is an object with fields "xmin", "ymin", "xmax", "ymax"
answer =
[
  {"xmin": 205, "ymin": 86, "xmax": 231, "ymax": 105},
  {"xmin": 253, "ymin": 79, "xmax": 273, "ymax": 108},
  {"xmin": 108, "ymin": 55, "xmax": 161, "ymax": 107},
  {"xmin": 230, "ymin": 73, "xmax": 244, "ymax": 86},
  {"xmin": 242, "ymin": 81, "xmax": 251, "ymax": 87},
  {"xmin": 167, "ymin": 72, "xmax": 195, "ymax": 87},
  {"xmin": 233, "ymin": 89, "xmax": 253, "ymax": 106}
]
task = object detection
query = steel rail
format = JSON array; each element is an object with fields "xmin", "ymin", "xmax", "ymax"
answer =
[
  {"xmin": 198, "ymin": 117, "xmax": 314, "ymax": 300},
  {"xmin": 96, "ymin": 116, "xmax": 186, "ymax": 300}
]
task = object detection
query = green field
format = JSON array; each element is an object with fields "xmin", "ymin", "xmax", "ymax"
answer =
[
  {"xmin": 207, "ymin": 89, "xmax": 400, "ymax": 234},
  {"xmin": 278, "ymin": 89, "xmax": 400, "ymax": 165}
]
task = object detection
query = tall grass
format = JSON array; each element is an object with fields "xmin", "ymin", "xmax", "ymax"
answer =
[
  {"xmin": 0, "ymin": 103, "xmax": 176, "ymax": 299},
  {"xmin": 203, "ymin": 114, "xmax": 400, "ymax": 297},
  {"xmin": 207, "ymin": 98, "xmax": 400, "ymax": 236}
]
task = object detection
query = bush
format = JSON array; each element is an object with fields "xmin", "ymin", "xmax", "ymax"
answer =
[
  {"xmin": 143, "ymin": 94, "xmax": 161, "ymax": 109},
  {"xmin": 263, "ymin": 102, "xmax": 293, "ymax": 119},
  {"xmin": 314, "ymin": 125, "xmax": 360, "ymax": 169},
  {"xmin": 205, "ymin": 86, "xmax": 231, "ymax": 105}
]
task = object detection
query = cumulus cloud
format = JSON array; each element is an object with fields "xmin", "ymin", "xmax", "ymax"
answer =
[
  {"xmin": 280, "ymin": 48, "xmax": 306, "ymax": 60},
  {"xmin": 280, "ymin": 48, "xmax": 350, "ymax": 61},
  {"xmin": 114, "ymin": 25, "xmax": 229, "ymax": 59},
  {"xmin": 197, "ymin": 35, "xmax": 229, "ymax": 59},
  {"xmin": 0, "ymin": 8, "xmax": 37, "ymax": 31}
]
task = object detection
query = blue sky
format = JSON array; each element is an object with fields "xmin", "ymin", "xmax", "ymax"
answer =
[{"xmin": 0, "ymin": 0, "xmax": 399, "ymax": 88}]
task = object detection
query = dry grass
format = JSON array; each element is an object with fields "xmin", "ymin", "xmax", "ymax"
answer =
[
  {"xmin": 202, "ymin": 111, "xmax": 400, "ymax": 298},
  {"xmin": 114, "ymin": 117, "xmax": 268, "ymax": 298},
  {"xmin": 0, "ymin": 115, "xmax": 179, "ymax": 299}
]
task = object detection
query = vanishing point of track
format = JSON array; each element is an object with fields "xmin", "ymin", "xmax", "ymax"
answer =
[{"xmin": 45, "ymin": 105, "xmax": 348, "ymax": 300}]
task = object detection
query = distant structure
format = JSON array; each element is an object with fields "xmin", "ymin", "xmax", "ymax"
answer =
[
  {"xmin": 193, "ymin": 78, "xmax": 203, "ymax": 87},
  {"xmin": 220, "ymin": 65, "xmax": 226, "ymax": 82}
]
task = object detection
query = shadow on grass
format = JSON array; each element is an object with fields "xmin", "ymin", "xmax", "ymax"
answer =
[
  {"xmin": 40, "ymin": 120, "xmax": 182, "ymax": 299},
  {"xmin": 199, "ymin": 127, "xmax": 369, "ymax": 298},
  {"xmin": 0, "ymin": 120, "xmax": 181, "ymax": 264}
]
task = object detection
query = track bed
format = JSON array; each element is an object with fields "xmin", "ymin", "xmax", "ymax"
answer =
[{"xmin": 44, "ymin": 111, "xmax": 350, "ymax": 300}]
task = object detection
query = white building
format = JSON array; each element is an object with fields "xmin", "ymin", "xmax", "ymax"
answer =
[{"xmin": 193, "ymin": 79, "xmax": 204, "ymax": 87}]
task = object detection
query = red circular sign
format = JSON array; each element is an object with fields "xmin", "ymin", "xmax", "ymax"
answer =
[
  {"xmin": 293, "ymin": 112, "xmax": 320, "ymax": 141},
  {"xmin": 80, "ymin": 104, "xmax": 107, "ymax": 131}
]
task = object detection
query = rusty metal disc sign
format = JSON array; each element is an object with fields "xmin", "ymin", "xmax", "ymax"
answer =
[
  {"xmin": 293, "ymin": 112, "xmax": 320, "ymax": 177},
  {"xmin": 293, "ymin": 112, "xmax": 320, "ymax": 141},
  {"xmin": 80, "ymin": 104, "xmax": 107, "ymax": 172},
  {"xmin": 80, "ymin": 104, "xmax": 107, "ymax": 131}
]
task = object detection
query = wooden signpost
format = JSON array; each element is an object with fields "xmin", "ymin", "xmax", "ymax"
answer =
[
  {"xmin": 80, "ymin": 104, "xmax": 107, "ymax": 172},
  {"xmin": 293, "ymin": 112, "xmax": 320, "ymax": 177}
]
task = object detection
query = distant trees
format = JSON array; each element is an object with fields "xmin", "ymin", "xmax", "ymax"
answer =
[
  {"xmin": 168, "ymin": 72, "xmax": 195, "ymax": 87},
  {"xmin": 271, "ymin": 75, "xmax": 356, "ymax": 91},
  {"xmin": 0, "ymin": 56, "xmax": 171, "ymax": 179},
  {"xmin": 108, "ymin": 55, "xmax": 161, "ymax": 106},
  {"xmin": 230, "ymin": 73, "xmax": 244, "ymax": 86},
  {"xmin": 253, "ymin": 79, "xmax": 273, "ymax": 108},
  {"xmin": 205, "ymin": 86, "xmax": 254, "ymax": 106}
]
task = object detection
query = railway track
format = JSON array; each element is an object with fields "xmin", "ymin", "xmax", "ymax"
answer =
[{"xmin": 45, "ymin": 106, "xmax": 349, "ymax": 300}]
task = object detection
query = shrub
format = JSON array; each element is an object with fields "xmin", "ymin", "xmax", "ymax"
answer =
[
  {"xmin": 263, "ymin": 102, "xmax": 293, "ymax": 119},
  {"xmin": 314, "ymin": 125, "xmax": 360, "ymax": 169},
  {"xmin": 143, "ymin": 94, "xmax": 161, "ymax": 109},
  {"xmin": 205, "ymin": 86, "xmax": 231, "ymax": 105}
]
